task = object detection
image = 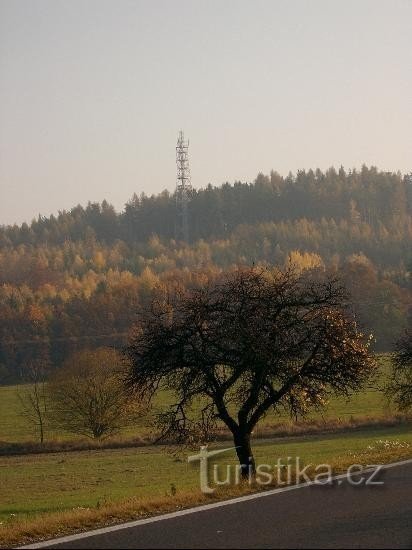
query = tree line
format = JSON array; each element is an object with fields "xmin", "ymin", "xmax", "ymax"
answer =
[{"xmin": 1, "ymin": 166, "xmax": 411, "ymax": 247}]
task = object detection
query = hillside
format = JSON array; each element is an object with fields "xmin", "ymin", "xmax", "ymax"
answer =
[{"xmin": 0, "ymin": 166, "xmax": 411, "ymax": 383}]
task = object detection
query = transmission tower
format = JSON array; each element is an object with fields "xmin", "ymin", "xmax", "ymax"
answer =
[{"xmin": 175, "ymin": 130, "xmax": 192, "ymax": 242}]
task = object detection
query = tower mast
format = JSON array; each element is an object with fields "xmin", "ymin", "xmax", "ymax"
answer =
[{"xmin": 175, "ymin": 130, "xmax": 192, "ymax": 242}]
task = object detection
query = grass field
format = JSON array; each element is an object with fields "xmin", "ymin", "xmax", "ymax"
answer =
[
  {"xmin": 0, "ymin": 354, "xmax": 410, "ymax": 547},
  {"xmin": 1, "ymin": 424, "xmax": 411, "ymax": 526},
  {"xmin": 0, "ymin": 356, "xmax": 394, "ymax": 445}
]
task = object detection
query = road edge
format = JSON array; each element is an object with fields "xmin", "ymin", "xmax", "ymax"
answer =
[{"xmin": 20, "ymin": 458, "xmax": 412, "ymax": 549}]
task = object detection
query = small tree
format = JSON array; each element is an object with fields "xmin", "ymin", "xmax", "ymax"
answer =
[
  {"xmin": 49, "ymin": 347, "xmax": 138, "ymax": 440},
  {"xmin": 386, "ymin": 330, "xmax": 412, "ymax": 411},
  {"xmin": 17, "ymin": 361, "xmax": 49, "ymax": 444},
  {"xmin": 126, "ymin": 268, "xmax": 376, "ymax": 477}
]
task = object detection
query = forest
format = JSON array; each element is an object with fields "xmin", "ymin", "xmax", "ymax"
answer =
[{"xmin": 0, "ymin": 165, "xmax": 411, "ymax": 383}]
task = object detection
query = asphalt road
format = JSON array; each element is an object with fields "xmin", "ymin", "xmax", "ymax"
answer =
[{"xmin": 25, "ymin": 460, "xmax": 412, "ymax": 550}]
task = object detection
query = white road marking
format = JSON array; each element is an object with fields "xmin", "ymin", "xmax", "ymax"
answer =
[{"xmin": 20, "ymin": 458, "xmax": 412, "ymax": 549}]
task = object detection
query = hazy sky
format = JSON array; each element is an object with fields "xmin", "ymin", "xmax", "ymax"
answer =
[{"xmin": 0, "ymin": 0, "xmax": 411, "ymax": 225}]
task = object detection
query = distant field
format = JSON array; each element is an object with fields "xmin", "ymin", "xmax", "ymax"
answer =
[
  {"xmin": 0, "ymin": 356, "xmax": 394, "ymax": 445},
  {"xmin": 0, "ymin": 424, "xmax": 411, "ymax": 526},
  {"xmin": 0, "ymin": 354, "xmax": 395, "ymax": 447}
]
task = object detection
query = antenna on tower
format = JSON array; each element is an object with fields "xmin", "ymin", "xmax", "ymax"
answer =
[{"xmin": 175, "ymin": 130, "xmax": 192, "ymax": 242}]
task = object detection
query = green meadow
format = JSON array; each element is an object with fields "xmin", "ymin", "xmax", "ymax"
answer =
[
  {"xmin": 0, "ymin": 356, "xmax": 394, "ymax": 445},
  {"xmin": 1, "ymin": 424, "xmax": 411, "ymax": 525}
]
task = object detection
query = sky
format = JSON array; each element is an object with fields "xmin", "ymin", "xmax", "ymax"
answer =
[{"xmin": 0, "ymin": 0, "xmax": 411, "ymax": 226}]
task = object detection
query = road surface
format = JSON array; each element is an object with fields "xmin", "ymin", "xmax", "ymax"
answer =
[{"xmin": 23, "ymin": 460, "xmax": 412, "ymax": 549}]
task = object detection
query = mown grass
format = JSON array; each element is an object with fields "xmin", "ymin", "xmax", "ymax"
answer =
[
  {"xmin": 0, "ymin": 356, "xmax": 393, "ymax": 446},
  {"xmin": 0, "ymin": 424, "xmax": 411, "ymax": 548},
  {"xmin": 1, "ymin": 424, "xmax": 411, "ymax": 523}
]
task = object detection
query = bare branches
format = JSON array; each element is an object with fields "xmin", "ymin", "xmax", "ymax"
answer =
[
  {"xmin": 49, "ymin": 348, "xmax": 142, "ymax": 440},
  {"xmin": 155, "ymin": 400, "xmax": 218, "ymax": 449},
  {"xmin": 126, "ymin": 267, "xmax": 376, "ymax": 471},
  {"xmin": 17, "ymin": 361, "xmax": 49, "ymax": 444}
]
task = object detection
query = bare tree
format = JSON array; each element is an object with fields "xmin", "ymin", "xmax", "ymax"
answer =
[
  {"xmin": 48, "ymin": 347, "xmax": 139, "ymax": 440},
  {"xmin": 386, "ymin": 330, "xmax": 412, "ymax": 411},
  {"xmin": 17, "ymin": 361, "xmax": 49, "ymax": 445},
  {"xmin": 126, "ymin": 267, "xmax": 376, "ymax": 477}
]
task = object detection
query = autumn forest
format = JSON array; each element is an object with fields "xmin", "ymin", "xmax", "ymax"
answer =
[{"xmin": 1, "ymin": 165, "xmax": 411, "ymax": 384}]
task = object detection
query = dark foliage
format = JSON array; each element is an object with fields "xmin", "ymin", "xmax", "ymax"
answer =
[{"xmin": 386, "ymin": 331, "xmax": 412, "ymax": 411}]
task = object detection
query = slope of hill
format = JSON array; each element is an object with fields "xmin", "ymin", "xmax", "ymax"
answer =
[{"xmin": 0, "ymin": 166, "xmax": 411, "ymax": 383}]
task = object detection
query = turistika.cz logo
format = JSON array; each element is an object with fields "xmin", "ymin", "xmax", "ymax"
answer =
[{"xmin": 188, "ymin": 446, "xmax": 384, "ymax": 494}]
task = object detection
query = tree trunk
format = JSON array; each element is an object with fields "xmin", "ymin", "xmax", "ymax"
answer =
[
  {"xmin": 39, "ymin": 416, "xmax": 44, "ymax": 445},
  {"xmin": 234, "ymin": 429, "xmax": 256, "ymax": 479}
]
